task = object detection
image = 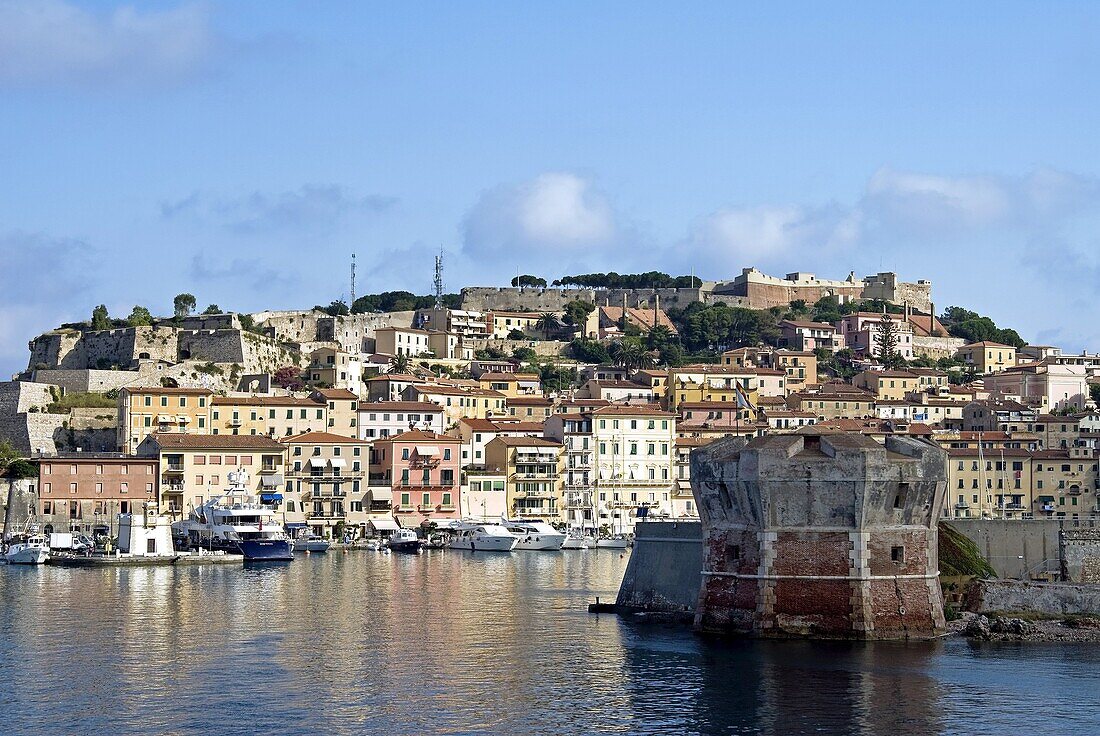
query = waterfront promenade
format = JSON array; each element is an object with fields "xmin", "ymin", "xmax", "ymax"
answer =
[{"xmin": 1, "ymin": 551, "xmax": 1098, "ymax": 735}]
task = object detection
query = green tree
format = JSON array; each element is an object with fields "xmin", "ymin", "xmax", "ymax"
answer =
[
  {"xmin": 570, "ymin": 338, "xmax": 611, "ymax": 364},
  {"xmin": 389, "ymin": 353, "xmax": 412, "ymax": 374},
  {"xmin": 91, "ymin": 304, "xmax": 110, "ymax": 331},
  {"xmin": 1090, "ymin": 383, "xmax": 1100, "ymax": 406},
  {"xmin": 561, "ymin": 299, "xmax": 596, "ymax": 327},
  {"xmin": 173, "ymin": 293, "xmax": 197, "ymax": 319},
  {"xmin": 535, "ymin": 313, "xmax": 558, "ymax": 340},
  {"xmin": 126, "ymin": 306, "xmax": 154, "ymax": 327},
  {"xmin": 202, "ymin": 304, "xmax": 222, "ymax": 315},
  {"xmin": 512, "ymin": 347, "xmax": 537, "ymax": 362},
  {"xmin": 507, "ymin": 328, "xmax": 527, "ymax": 340},
  {"xmin": 511, "ymin": 274, "xmax": 547, "ymax": 287},
  {"xmin": 875, "ymin": 314, "xmax": 900, "ymax": 366},
  {"xmin": 315, "ymin": 300, "xmax": 349, "ymax": 317}
]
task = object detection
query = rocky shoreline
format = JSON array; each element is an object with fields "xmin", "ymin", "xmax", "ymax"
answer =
[{"xmin": 949, "ymin": 612, "xmax": 1100, "ymax": 643}]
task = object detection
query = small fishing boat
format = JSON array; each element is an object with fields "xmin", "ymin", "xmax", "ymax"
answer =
[
  {"xmin": 387, "ymin": 528, "xmax": 423, "ymax": 553},
  {"xmin": 4, "ymin": 534, "xmax": 50, "ymax": 565},
  {"xmin": 293, "ymin": 534, "xmax": 331, "ymax": 553}
]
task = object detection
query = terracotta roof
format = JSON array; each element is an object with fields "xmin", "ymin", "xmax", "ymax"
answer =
[
  {"xmin": 506, "ymin": 396, "xmax": 553, "ymax": 405},
  {"xmin": 146, "ymin": 433, "xmax": 284, "ymax": 450},
  {"xmin": 372, "ymin": 429, "xmax": 460, "ymax": 444},
  {"xmin": 358, "ymin": 401, "xmax": 444, "ymax": 413},
  {"xmin": 589, "ymin": 405, "xmax": 675, "ymax": 417},
  {"xmin": 1033, "ymin": 415, "xmax": 1080, "ymax": 424},
  {"xmin": 212, "ymin": 396, "xmax": 323, "ymax": 407},
  {"xmin": 780, "ymin": 320, "xmax": 837, "ymax": 331},
  {"xmin": 280, "ymin": 431, "xmax": 369, "ymax": 445},
  {"xmin": 123, "ymin": 386, "xmax": 214, "ymax": 395},
  {"xmin": 586, "ymin": 380, "xmax": 653, "ymax": 390},
  {"xmin": 959, "ymin": 341, "xmax": 1016, "ymax": 349},
  {"xmin": 314, "ymin": 388, "xmax": 358, "ymax": 400},
  {"xmin": 487, "ymin": 436, "xmax": 562, "ymax": 448},
  {"xmin": 479, "ymin": 372, "xmax": 519, "ymax": 381}
]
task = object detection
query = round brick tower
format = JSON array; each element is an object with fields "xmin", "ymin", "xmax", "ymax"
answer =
[{"xmin": 691, "ymin": 431, "xmax": 947, "ymax": 639}]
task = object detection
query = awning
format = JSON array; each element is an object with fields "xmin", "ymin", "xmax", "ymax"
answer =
[
  {"xmin": 177, "ymin": 415, "xmax": 191, "ymax": 423},
  {"xmin": 308, "ymin": 458, "xmax": 326, "ymax": 468},
  {"xmin": 156, "ymin": 414, "xmax": 174, "ymax": 423},
  {"xmin": 415, "ymin": 445, "xmax": 439, "ymax": 456},
  {"xmin": 260, "ymin": 474, "xmax": 284, "ymax": 488},
  {"xmin": 285, "ymin": 522, "xmax": 307, "ymax": 529},
  {"xmin": 369, "ymin": 516, "xmax": 400, "ymax": 531},
  {"xmin": 329, "ymin": 458, "xmax": 347, "ymax": 468},
  {"xmin": 368, "ymin": 488, "xmax": 394, "ymax": 503},
  {"xmin": 1037, "ymin": 495, "xmax": 1055, "ymax": 502},
  {"xmin": 260, "ymin": 493, "xmax": 283, "ymax": 503}
]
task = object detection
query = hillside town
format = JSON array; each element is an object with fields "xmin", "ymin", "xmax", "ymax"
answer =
[{"xmin": 2, "ymin": 265, "xmax": 1098, "ymax": 542}]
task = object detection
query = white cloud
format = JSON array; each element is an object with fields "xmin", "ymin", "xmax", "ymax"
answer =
[
  {"xmin": 161, "ymin": 185, "xmax": 395, "ymax": 234},
  {"xmin": 463, "ymin": 173, "xmax": 617, "ymax": 259},
  {"xmin": 680, "ymin": 203, "xmax": 861, "ymax": 274},
  {"xmin": 0, "ymin": 0, "xmax": 215, "ymax": 87}
]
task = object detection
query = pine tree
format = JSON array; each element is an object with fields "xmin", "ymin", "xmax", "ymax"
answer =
[{"xmin": 875, "ymin": 313, "xmax": 899, "ymax": 365}]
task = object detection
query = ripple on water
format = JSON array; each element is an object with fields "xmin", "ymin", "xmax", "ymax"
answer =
[{"xmin": 1, "ymin": 553, "xmax": 1099, "ymax": 736}]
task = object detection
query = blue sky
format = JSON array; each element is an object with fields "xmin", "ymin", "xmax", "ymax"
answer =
[{"xmin": 3, "ymin": 1, "xmax": 1100, "ymax": 375}]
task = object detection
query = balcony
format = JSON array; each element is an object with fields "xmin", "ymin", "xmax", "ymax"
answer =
[
  {"xmin": 228, "ymin": 417, "xmax": 243, "ymax": 427},
  {"xmin": 512, "ymin": 472, "xmax": 558, "ymax": 480},
  {"xmin": 164, "ymin": 464, "xmax": 184, "ymax": 474},
  {"xmin": 162, "ymin": 482, "xmax": 185, "ymax": 491},
  {"xmin": 259, "ymin": 463, "xmax": 279, "ymax": 474},
  {"xmin": 954, "ymin": 501, "xmax": 970, "ymax": 510}
]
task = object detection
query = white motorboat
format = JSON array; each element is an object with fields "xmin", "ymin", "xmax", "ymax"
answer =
[
  {"xmin": 447, "ymin": 523, "xmax": 517, "ymax": 552},
  {"xmin": 363, "ymin": 539, "xmax": 384, "ymax": 551},
  {"xmin": 4, "ymin": 535, "xmax": 50, "ymax": 565},
  {"xmin": 293, "ymin": 534, "xmax": 331, "ymax": 553},
  {"xmin": 172, "ymin": 470, "xmax": 293, "ymax": 561},
  {"xmin": 561, "ymin": 530, "xmax": 592, "ymax": 550},
  {"xmin": 503, "ymin": 519, "xmax": 566, "ymax": 550},
  {"xmin": 387, "ymin": 528, "xmax": 423, "ymax": 553},
  {"xmin": 594, "ymin": 535, "xmax": 630, "ymax": 549}
]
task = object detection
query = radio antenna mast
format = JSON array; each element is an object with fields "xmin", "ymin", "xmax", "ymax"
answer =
[
  {"xmin": 350, "ymin": 253, "xmax": 357, "ymax": 306},
  {"xmin": 433, "ymin": 247, "xmax": 444, "ymax": 309}
]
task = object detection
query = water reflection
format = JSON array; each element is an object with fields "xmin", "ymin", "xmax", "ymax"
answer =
[{"xmin": 1, "ymin": 554, "xmax": 1099, "ymax": 735}]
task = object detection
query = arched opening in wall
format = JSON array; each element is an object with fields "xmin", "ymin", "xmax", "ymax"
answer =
[
  {"xmin": 180, "ymin": 349, "xmax": 191, "ymax": 359},
  {"xmin": 138, "ymin": 352, "xmax": 150, "ymax": 360},
  {"xmin": 43, "ymin": 524, "xmax": 53, "ymax": 536}
]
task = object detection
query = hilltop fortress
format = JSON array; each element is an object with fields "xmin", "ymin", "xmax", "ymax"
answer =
[{"xmin": 460, "ymin": 268, "xmax": 933, "ymax": 314}]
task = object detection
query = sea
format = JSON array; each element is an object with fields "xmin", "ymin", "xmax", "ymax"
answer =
[{"xmin": 0, "ymin": 550, "xmax": 1097, "ymax": 735}]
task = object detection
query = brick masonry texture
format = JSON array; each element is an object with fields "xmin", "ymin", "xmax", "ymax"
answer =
[{"xmin": 690, "ymin": 431, "xmax": 948, "ymax": 639}]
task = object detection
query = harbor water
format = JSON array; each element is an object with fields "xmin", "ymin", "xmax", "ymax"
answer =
[{"xmin": 1, "ymin": 551, "xmax": 1098, "ymax": 735}]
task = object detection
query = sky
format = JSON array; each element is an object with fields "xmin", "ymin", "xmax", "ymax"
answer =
[{"xmin": 3, "ymin": 1, "xmax": 1100, "ymax": 376}]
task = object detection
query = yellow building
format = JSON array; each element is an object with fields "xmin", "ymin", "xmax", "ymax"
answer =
[
  {"xmin": 853, "ymin": 370, "xmax": 921, "ymax": 400},
  {"xmin": 484, "ymin": 435, "xmax": 564, "ymax": 520},
  {"xmin": 792, "ymin": 390, "xmax": 876, "ymax": 421},
  {"xmin": 956, "ymin": 341, "xmax": 1018, "ymax": 374},
  {"xmin": 136, "ymin": 433, "xmax": 285, "ymax": 519},
  {"xmin": 280, "ymin": 430, "xmax": 376, "ymax": 539},
  {"xmin": 666, "ymin": 365, "xmax": 765, "ymax": 413},
  {"xmin": 312, "ymin": 388, "xmax": 359, "ymax": 438},
  {"xmin": 404, "ymin": 384, "xmax": 507, "ymax": 427},
  {"xmin": 211, "ymin": 396, "xmax": 328, "ymax": 438},
  {"xmin": 489, "ymin": 311, "xmax": 543, "ymax": 338},
  {"xmin": 117, "ymin": 387, "xmax": 213, "ymax": 454}
]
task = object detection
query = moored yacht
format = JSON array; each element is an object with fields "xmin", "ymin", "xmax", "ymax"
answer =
[
  {"xmin": 172, "ymin": 470, "xmax": 293, "ymax": 561},
  {"xmin": 387, "ymin": 528, "xmax": 423, "ymax": 553},
  {"xmin": 293, "ymin": 534, "xmax": 331, "ymax": 553},
  {"xmin": 503, "ymin": 519, "xmax": 566, "ymax": 550},
  {"xmin": 561, "ymin": 529, "xmax": 592, "ymax": 550},
  {"xmin": 594, "ymin": 535, "xmax": 630, "ymax": 549},
  {"xmin": 447, "ymin": 522, "xmax": 517, "ymax": 552},
  {"xmin": 4, "ymin": 535, "xmax": 50, "ymax": 565}
]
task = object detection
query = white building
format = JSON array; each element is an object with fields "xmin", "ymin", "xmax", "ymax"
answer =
[{"xmin": 358, "ymin": 401, "xmax": 446, "ymax": 439}]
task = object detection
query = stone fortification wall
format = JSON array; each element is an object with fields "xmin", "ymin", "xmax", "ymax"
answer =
[
  {"xmin": 1061, "ymin": 527, "xmax": 1100, "ymax": 583},
  {"xmin": 461, "ymin": 287, "xmax": 597, "ymax": 312},
  {"xmin": 30, "ymin": 368, "xmax": 143, "ymax": 393},
  {"xmin": 714, "ymin": 268, "xmax": 864, "ymax": 310},
  {"xmin": 970, "ymin": 579, "xmax": 1100, "ymax": 617},
  {"xmin": 27, "ymin": 326, "xmax": 178, "ymax": 371},
  {"xmin": 1, "ymin": 478, "xmax": 38, "ymax": 539},
  {"xmin": 616, "ymin": 521, "xmax": 703, "ymax": 617},
  {"xmin": 252, "ymin": 310, "xmax": 414, "ymax": 352},
  {"xmin": 948, "ymin": 519, "xmax": 1063, "ymax": 580},
  {"xmin": 27, "ymin": 330, "xmax": 82, "ymax": 370},
  {"xmin": 862, "ymin": 273, "xmax": 933, "ymax": 313},
  {"xmin": 0, "ymin": 381, "xmax": 52, "ymax": 415},
  {"xmin": 175, "ymin": 314, "xmax": 240, "ymax": 331},
  {"xmin": 465, "ymin": 338, "xmax": 569, "ymax": 357},
  {"xmin": 690, "ymin": 432, "xmax": 947, "ymax": 639},
  {"xmin": 913, "ymin": 335, "xmax": 966, "ymax": 360},
  {"xmin": 251, "ymin": 309, "xmax": 325, "ymax": 343}
]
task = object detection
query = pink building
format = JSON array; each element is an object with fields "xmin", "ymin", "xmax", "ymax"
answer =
[
  {"xmin": 369, "ymin": 429, "xmax": 462, "ymax": 527},
  {"xmin": 835, "ymin": 313, "xmax": 914, "ymax": 360}
]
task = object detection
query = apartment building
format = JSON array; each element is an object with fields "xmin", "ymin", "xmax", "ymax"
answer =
[
  {"xmin": 135, "ymin": 433, "xmax": 286, "ymax": 519},
  {"xmin": 454, "ymin": 418, "xmax": 544, "ymax": 468},
  {"xmin": 488, "ymin": 310, "xmax": 542, "ymax": 338},
  {"xmin": 505, "ymin": 396, "xmax": 555, "ymax": 419},
  {"xmin": 358, "ymin": 401, "xmax": 446, "ymax": 439},
  {"xmin": 308, "ymin": 347, "xmax": 363, "ymax": 398},
  {"xmin": 983, "ymin": 362, "xmax": 1089, "ymax": 412},
  {"xmin": 544, "ymin": 413, "xmax": 595, "ymax": 530},
  {"xmin": 403, "ymin": 384, "xmax": 507, "ymax": 426},
  {"xmin": 210, "ymin": 396, "xmax": 327, "ymax": 437},
  {"xmin": 415, "ymin": 307, "xmax": 490, "ymax": 338},
  {"xmin": 777, "ymin": 320, "xmax": 843, "ymax": 352},
  {"xmin": 279, "ymin": 431, "xmax": 373, "ymax": 539},
  {"xmin": 666, "ymin": 365, "xmax": 766, "ymax": 412},
  {"xmin": 117, "ymin": 387, "xmax": 213, "ymax": 453},
  {"xmin": 312, "ymin": 388, "xmax": 358, "ymax": 437},
  {"xmin": 369, "ymin": 429, "xmax": 462, "ymax": 527},
  {"xmin": 853, "ymin": 370, "xmax": 921, "ymax": 400},
  {"xmin": 484, "ymin": 436, "xmax": 564, "ymax": 520},
  {"xmin": 374, "ymin": 326, "xmax": 432, "ymax": 357},
  {"xmin": 37, "ymin": 454, "xmax": 158, "ymax": 536},
  {"xmin": 789, "ymin": 390, "xmax": 876, "ymax": 421},
  {"xmin": 835, "ymin": 312, "xmax": 914, "ymax": 360},
  {"xmin": 955, "ymin": 341, "xmax": 1018, "ymax": 374},
  {"xmin": 590, "ymin": 405, "xmax": 676, "ymax": 532}
]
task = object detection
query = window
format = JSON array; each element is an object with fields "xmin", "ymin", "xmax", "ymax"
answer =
[
  {"xmin": 444, "ymin": 448, "xmax": 451, "ymax": 460},
  {"xmin": 120, "ymin": 482, "xmax": 128, "ymax": 494},
  {"xmin": 401, "ymin": 492, "xmax": 411, "ymax": 507},
  {"xmin": 402, "ymin": 448, "xmax": 410, "ymax": 460},
  {"xmin": 422, "ymin": 492, "xmax": 431, "ymax": 507},
  {"xmin": 891, "ymin": 546, "xmax": 904, "ymax": 563}
]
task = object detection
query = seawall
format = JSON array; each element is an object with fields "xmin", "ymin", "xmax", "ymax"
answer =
[{"xmin": 615, "ymin": 520, "xmax": 702, "ymax": 617}]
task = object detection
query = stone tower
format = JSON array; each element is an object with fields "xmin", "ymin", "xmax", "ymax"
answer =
[{"xmin": 690, "ymin": 431, "xmax": 947, "ymax": 640}]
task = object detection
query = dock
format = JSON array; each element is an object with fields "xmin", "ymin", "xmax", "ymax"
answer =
[{"xmin": 47, "ymin": 552, "xmax": 244, "ymax": 567}]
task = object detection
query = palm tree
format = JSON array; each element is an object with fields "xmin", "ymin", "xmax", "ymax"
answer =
[
  {"xmin": 536, "ymin": 313, "xmax": 558, "ymax": 341},
  {"xmin": 389, "ymin": 353, "xmax": 412, "ymax": 374}
]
